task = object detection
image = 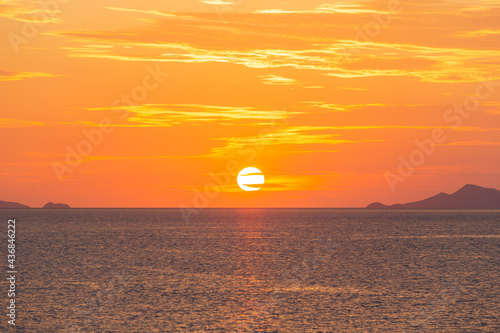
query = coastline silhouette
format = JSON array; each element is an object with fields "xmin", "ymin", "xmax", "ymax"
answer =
[{"xmin": 366, "ymin": 184, "xmax": 500, "ymax": 209}]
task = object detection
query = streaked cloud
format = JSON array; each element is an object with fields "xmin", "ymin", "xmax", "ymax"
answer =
[
  {"xmin": 260, "ymin": 75, "xmax": 298, "ymax": 85},
  {"xmin": 437, "ymin": 140, "xmax": 500, "ymax": 146},
  {"xmin": 254, "ymin": 3, "xmax": 388, "ymax": 15},
  {"xmin": 87, "ymin": 104, "xmax": 300, "ymax": 127},
  {"xmin": 0, "ymin": 0, "xmax": 62, "ymax": 23},
  {"xmin": 209, "ymin": 126, "xmax": 355, "ymax": 157},
  {"xmin": 52, "ymin": 15, "xmax": 500, "ymax": 83},
  {"xmin": 458, "ymin": 29, "xmax": 500, "ymax": 37},
  {"xmin": 83, "ymin": 155, "xmax": 194, "ymax": 162},
  {"xmin": 0, "ymin": 70, "xmax": 60, "ymax": 81},
  {"xmin": 218, "ymin": 174, "xmax": 310, "ymax": 192},
  {"xmin": 104, "ymin": 6, "xmax": 179, "ymax": 18},
  {"xmin": 304, "ymin": 102, "xmax": 386, "ymax": 112},
  {"xmin": 199, "ymin": 0, "xmax": 234, "ymax": 5},
  {"xmin": 0, "ymin": 118, "xmax": 46, "ymax": 128},
  {"xmin": 337, "ymin": 86, "xmax": 368, "ymax": 91}
]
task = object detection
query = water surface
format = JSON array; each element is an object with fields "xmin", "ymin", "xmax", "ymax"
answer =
[{"xmin": 0, "ymin": 209, "xmax": 498, "ymax": 332}]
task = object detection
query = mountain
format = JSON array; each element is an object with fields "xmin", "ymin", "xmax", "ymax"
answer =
[
  {"xmin": 42, "ymin": 202, "xmax": 71, "ymax": 209},
  {"xmin": 0, "ymin": 200, "xmax": 30, "ymax": 209},
  {"xmin": 366, "ymin": 184, "xmax": 500, "ymax": 209}
]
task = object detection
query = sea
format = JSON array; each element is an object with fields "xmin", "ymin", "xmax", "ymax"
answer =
[{"xmin": 0, "ymin": 208, "xmax": 498, "ymax": 332}]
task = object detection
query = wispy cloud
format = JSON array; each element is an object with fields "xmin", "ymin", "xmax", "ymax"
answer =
[
  {"xmin": 458, "ymin": 29, "xmax": 500, "ymax": 37},
  {"xmin": 260, "ymin": 75, "xmax": 298, "ymax": 85},
  {"xmin": 0, "ymin": 0, "xmax": 62, "ymax": 23},
  {"xmin": 209, "ymin": 126, "xmax": 355, "ymax": 157},
  {"xmin": 0, "ymin": 118, "xmax": 46, "ymax": 128},
  {"xmin": 83, "ymin": 155, "xmax": 194, "ymax": 162},
  {"xmin": 218, "ymin": 174, "xmax": 308, "ymax": 192},
  {"xmin": 87, "ymin": 104, "xmax": 300, "ymax": 127},
  {"xmin": 337, "ymin": 86, "xmax": 368, "ymax": 91},
  {"xmin": 46, "ymin": 0, "xmax": 500, "ymax": 85},
  {"xmin": 53, "ymin": 26, "xmax": 500, "ymax": 83},
  {"xmin": 199, "ymin": 0, "xmax": 234, "ymax": 5},
  {"xmin": 437, "ymin": 140, "xmax": 500, "ymax": 146},
  {"xmin": 254, "ymin": 3, "xmax": 388, "ymax": 15},
  {"xmin": 105, "ymin": 6, "xmax": 179, "ymax": 18},
  {"xmin": 0, "ymin": 70, "xmax": 60, "ymax": 81},
  {"xmin": 304, "ymin": 102, "xmax": 386, "ymax": 112}
]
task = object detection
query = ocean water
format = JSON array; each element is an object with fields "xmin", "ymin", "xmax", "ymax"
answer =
[{"xmin": 0, "ymin": 208, "xmax": 499, "ymax": 332}]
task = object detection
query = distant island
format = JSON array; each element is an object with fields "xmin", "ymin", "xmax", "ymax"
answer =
[
  {"xmin": 42, "ymin": 202, "xmax": 71, "ymax": 209},
  {"xmin": 0, "ymin": 201, "xmax": 71, "ymax": 209},
  {"xmin": 367, "ymin": 184, "xmax": 500, "ymax": 209},
  {"xmin": 2, "ymin": 185, "xmax": 499, "ymax": 209},
  {"xmin": 0, "ymin": 200, "xmax": 30, "ymax": 209}
]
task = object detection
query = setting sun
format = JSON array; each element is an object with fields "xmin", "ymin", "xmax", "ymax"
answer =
[{"xmin": 237, "ymin": 167, "xmax": 265, "ymax": 192}]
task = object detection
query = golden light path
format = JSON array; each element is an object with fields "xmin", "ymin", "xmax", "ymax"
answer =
[{"xmin": 237, "ymin": 167, "xmax": 265, "ymax": 192}]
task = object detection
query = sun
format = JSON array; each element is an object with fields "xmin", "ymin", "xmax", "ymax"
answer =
[{"xmin": 237, "ymin": 167, "xmax": 265, "ymax": 192}]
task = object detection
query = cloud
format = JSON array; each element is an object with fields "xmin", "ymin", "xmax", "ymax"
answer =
[
  {"xmin": 458, "ymin": 29, "xmax": 500, "ymax": 37},
  {"xmin": 254, "ymin": 3, "xmax": 389, "ymax": 15},
  {"xmin": 260, "ymin": 74, "xmax": 298, "ymax": 85},
  {"xmin": 437, "ymin": 140, "xmax": 500, "ymax": 146},
  {"xmin": 0, "ymin": 0, "xmax": 62, "ymax": 23},
  {"xmin": 83, "ymin": 155, "xmax": 194, "ymax": 162},
  {"xmin": 218, "ymin": 174, "xmax": 309, "ymax": 192},
  {"xmin": 0, "ymin": 70, "xmax": 60, "ymax": 81},
  {"xmin": 303, "ymin": 102, "xmax": 386, "ymax": 112},
  {"xmin": 0, "ymin": 118, "xmax": 46, "ymax": 128},
  {"xmin": 51, "ymin": 0, "xmax": 500, "ymax": 85},
  {"xmin": 336, "ymin": 86, "xmax": 368, "ymax": 91},
  {"xmin": 247, "ymin": 183, "xmax": 286, "ymax": 189},
  {"xmin": 52, "ymin": 15, "xmax": 500, "ymax": 83},
  {"xmin": 86, "ymin": 104, "xmax": 300, "ymax": 127},
  {"xmin": 209, "ymin": 126, "xmax": 355, "ymax": 157},
  {"xmin": 482, "ymin": 101, "xmax": 500, "ymax": 114},
  {"xmin": 199, "ymin": 0, "xmax": 234, "ymax": 5},
  {"xmin": 104, "ymin": 6, "xmax": 179, "ymax": 18}
]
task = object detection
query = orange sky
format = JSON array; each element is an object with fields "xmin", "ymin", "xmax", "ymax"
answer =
[{"xmin": 1, "ymin": 0, "xmax": 500, "ymax": 208}]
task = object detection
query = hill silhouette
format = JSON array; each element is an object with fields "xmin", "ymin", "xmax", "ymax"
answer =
[
  {"xmin": 42, "ymin": 202, "xmax": 71, "ymax": 209},
  {"xmin": 0, "ymin": 200, "xmax": 30, "ymax": 209},
  {"xmin": 367, "ymin": 184, "xmax": 500, "ymax": 209}
]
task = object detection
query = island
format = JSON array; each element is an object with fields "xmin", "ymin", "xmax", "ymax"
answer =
[
  {"xmin": 42, "ymin": 202, "xmax": 71, "ymax": 209},
  {"xmin": 0, "ymin": 201, "xmax": 30, "ymax": 209},
  {"xmin": 366, "ymin": 184, "xmax": 500, "ymax": 209}
]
